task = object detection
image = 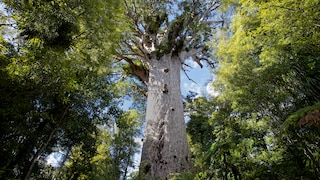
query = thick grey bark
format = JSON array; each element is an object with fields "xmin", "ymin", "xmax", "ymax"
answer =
[{"xmin": 140, "ymin": 54, "xmax": 191, "ymax": 179}]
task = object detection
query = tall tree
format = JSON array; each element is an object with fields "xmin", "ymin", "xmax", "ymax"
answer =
[
  {"xmin": 118, "ymin": 0, "xmax": 222, "ymax": 178},
  {"xmin": 56, "ymin": 110, "xmax": 141, "ymax": 180},
  {"xmin": 193, "ymin": 0, "xmax": 320, "ymax": 178},
  {"xmin": 0, "ymin": 0, "xmax": 124, "ymax": 179}
]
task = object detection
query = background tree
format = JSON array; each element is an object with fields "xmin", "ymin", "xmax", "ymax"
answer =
[
  {"xmin": 185, "ymin": 0, "xmax": 320, "ymax": 179},
  {"xmin": 109, "ymin": 110, "xmax": 142, "ymax": 180},
  {"xmin": 0, "ymin": 0, "xmax": 127, "ymax": 179},
  {"xmin": 56, "ymin": 110, "xmax": 141, "ymax": 180}
]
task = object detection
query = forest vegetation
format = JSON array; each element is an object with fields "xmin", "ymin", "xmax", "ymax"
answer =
[{"xmin": 0, "ymin": 0, "xmax": 319, "ymax": 179}]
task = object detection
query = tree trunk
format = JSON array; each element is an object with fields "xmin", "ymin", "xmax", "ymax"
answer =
[
  {"xmin": 24, "ymin": 128, "xmax": 56, "ymax": 180},
  {"xmin": 140, "ymin": 54, "xmax": 191, "ymax": 179}
]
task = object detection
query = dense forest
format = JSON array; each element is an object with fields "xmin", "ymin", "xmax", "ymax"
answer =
[{"xmin": 0, "ymin": 0, "xmax": 319, "ymax": 179}]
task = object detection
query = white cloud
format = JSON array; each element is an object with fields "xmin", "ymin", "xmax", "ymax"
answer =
[
  {"xmin": 206, "ymin": 81, "xmax": 220, "ymax": 97},
  {"xmin": 46, "ymin": 152, "xmax": 61, "ymax": 167},
  {"xmin": 183, "ymin": 82, "xmax": 204, "ymax": 97}
]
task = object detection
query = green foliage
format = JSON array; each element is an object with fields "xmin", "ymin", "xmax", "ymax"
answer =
[
  {"xmin": 0, "ymin": 0, "xmax": 127, "ymax": 179},
  {"xmin": 56, "ymin": 110, "xmax": 141, "ymax": 180},
  {"xmin": 285, "ymin": 103, "xmax": 320, "ymax": 127},
  {"xmin": 3, "ymin": 0, "xmax": 123, "ymax": 50},
  {"xmin": 214, "ymin": 0, "xmax": 320, "ymax": 109},
  {"xmin": 2, "ymin": 0, "xmax": 318, "ymax": 178},
  {"xmin": 169, "ymin": 171, "xmax": 194, "ymax": 180},
  {"xmin": 280, "ymin": 104, "xmax": 320, "ymax": 177},
  {"xmin": 185, "ymin": 0, "xmax": 320, "ymax": 179}
]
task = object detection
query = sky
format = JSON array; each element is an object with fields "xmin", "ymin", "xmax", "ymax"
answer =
[{"xmin": 181, "ymin": 58, "xmax": 216, "ymax": 97}]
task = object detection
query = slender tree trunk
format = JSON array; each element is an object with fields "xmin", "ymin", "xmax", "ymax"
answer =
[
  {"xmin": 140, "ymin": 54, "xmax": 191, "ymax": 179},
  {"xmin": 24, "ymin": 128, "xmax": 56, "ymax": 180}
]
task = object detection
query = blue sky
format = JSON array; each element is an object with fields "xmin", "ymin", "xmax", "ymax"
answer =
[{"xmin": 181, "ymin": 58, "xmax": 214, "ymax": 97}]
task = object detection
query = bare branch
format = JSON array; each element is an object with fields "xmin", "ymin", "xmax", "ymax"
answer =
[
  {"xmin": 199, "ymin": 1, "xmax": 220, "ymax": 23},
  {"xmin": 0, "ymin": 23, "xmax": 15, "ymax": 27},
  {"xmin": 181, "ymin": 64, "xmax": 197, "ymax": 84},
  {"xmin": 182, "ymin": 62, "xmax": 193, "ymax": 69},
  {"xmin": 179, "ymin": 46, "xmax": 204, "ymax": 62},
  {"xmin": 200, "ymin": 57, "xmax": 215, "ymax": 68},
  {"xmin": 204, "ymin": 20, "xmax": 224, "ymax": 26},
  {"xmin": 0, "ymin": 23, "xmax": 18, "ymax": 29},
  {"xmin": 191, "ymin": 55, "xmax": 203, "ymax": 68}
]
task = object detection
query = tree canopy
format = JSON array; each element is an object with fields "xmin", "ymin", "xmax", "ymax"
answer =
[
  {"xmin": 1, "ymin": 0, "xmax": 320, "ymax": 179},
  {"xmin": 185, "ymin": 0, "xmax": 320, "ymax": 179},
  {"xmin": 0, "ymin": 0, "xmax": 141, "ymax": 179}
]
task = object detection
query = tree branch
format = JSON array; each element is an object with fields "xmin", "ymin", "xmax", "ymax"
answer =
[
  {"xmin": 24, "ymin": 104, "xmax": 70, "ymax": 180},
  {"xmin": 0, "ymin": 23, "xmax": 16, "ymax": 27},
  {"xmin": 123, "ymin": 40, "xmax": 145, "ymax": 58},
  {"xmin": 116, "ymin": 54, "xmax": 149, "ymax": 85},
  {"xmin": 199, "ymin": 1, "xmax": 220, "ymax": 23},
  {"xmin": 204, "ymin": 20, "xmax": 224, "ymax": 26},
  {"xmin": 179, "ymin": 46, "xmax": 204, "ymax": 62},
  {"xmin": 24, "ymin": 127, "xmax": 57, "ymax": 180},
  {"xmin": 181, "ymin": 64, "xmax": 197, "ymax": 84},
  {"xmin": 124, "ymin": 0, "xmax": 145, "ymax": 35},
  {"xmin": 198, "ymin": 56, "xmax": 215, "ymax": 68}
]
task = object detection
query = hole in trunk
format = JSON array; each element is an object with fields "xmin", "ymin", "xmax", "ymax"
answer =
[
  {"xmin": 144, "ymin": 163, "xmax": 151, "ymax": 174},
  {"xmin": 162, "ymin": 84, "xmax": 168, "ymax": 94},
  {"xmin": 159, "ymin": 121, "xmax": 165, "ymax": 128}
]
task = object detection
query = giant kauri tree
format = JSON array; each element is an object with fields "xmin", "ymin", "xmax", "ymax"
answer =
[{"xmin": 118, "ymin": 0, "xmax": 222, "ymax": 179}]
